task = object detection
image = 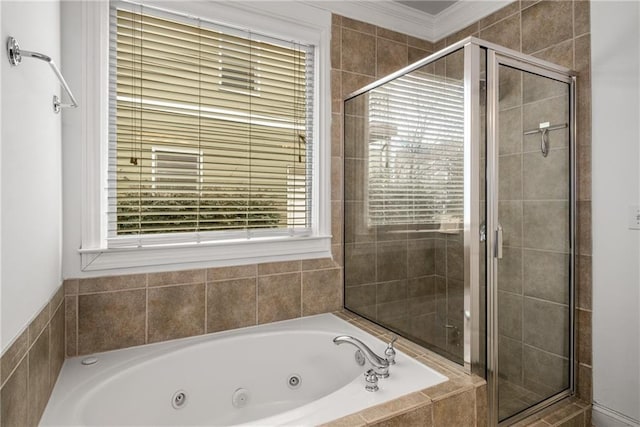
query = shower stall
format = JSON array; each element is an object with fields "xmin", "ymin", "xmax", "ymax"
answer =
[{"xmin": 343, "ymin": 37, "xmax": 575, "ymax": 425}]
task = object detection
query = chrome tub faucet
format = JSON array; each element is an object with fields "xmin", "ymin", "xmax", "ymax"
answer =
[{"xmin": 333, "ymin": 335, "xmax": 392, "ymax": 378}]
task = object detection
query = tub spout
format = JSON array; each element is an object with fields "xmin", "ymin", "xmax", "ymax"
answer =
[{"xmin": 333, "ymin": 335, "xmax": 390, "ymax": 378}]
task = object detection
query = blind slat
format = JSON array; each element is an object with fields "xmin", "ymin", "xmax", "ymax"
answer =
[{"xmin": 109, "ymin": 2, "xmax": 314, "ymax": 243}]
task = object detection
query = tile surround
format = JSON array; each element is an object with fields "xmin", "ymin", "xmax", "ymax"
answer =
[
  {"xmin": 65, "ymin": 262, "xmax": 342, "ymax": 356},
  {"xmin": 0, "ymin": 284, "xmax": 65, "ymax": 427}
]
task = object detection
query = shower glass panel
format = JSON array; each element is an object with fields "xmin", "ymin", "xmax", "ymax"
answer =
[
  {"xmin": 343, "ymin": 37, "xmax": 576, "ymax": 426},
  {"xmin": 344, "ymin": 47, "xmax": 482, "ymax": 365},
  {"xmin": 495, "ymin": 64, "xmax": 572, "ymax": 422}
]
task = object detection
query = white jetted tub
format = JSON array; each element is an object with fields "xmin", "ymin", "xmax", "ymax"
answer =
[{"xmin": 41, "ymin": 313, "xmax": 447, "ymax": 426}]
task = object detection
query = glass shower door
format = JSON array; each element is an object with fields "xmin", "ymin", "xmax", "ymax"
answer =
[{"xmin": 490, "ymin": 57, "xmax": 574, "ymax": 423}]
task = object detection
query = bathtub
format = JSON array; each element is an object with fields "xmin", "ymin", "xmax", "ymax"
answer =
[{"xmin": 41, "ymin": 313, "xmax": 447, "ymax": 426}]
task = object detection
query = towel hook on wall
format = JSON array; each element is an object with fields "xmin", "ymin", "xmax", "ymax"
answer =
[{"xmin": 6, "ymin": 36, "xmax": 79, "ymax": 113}]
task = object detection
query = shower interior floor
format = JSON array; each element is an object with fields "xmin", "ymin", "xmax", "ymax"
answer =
[{"xmin": 498, "ymin": 377, "xmax": 545, "ymax": 421}]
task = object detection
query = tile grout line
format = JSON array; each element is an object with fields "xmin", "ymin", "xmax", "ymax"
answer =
[
  {"xmin": 74, "ymin": 294, "xmax": 79, "ymax": 357},
  {"xmin": 204, "ymin": 269, "xmax": 209, "ymax": 334},
  {"xmin": 145, "ymin": 274, "xmax": 149, "ymax": 344}
]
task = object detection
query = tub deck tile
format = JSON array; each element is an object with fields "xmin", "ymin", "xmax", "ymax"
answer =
[
  {"xmin": 420, "ymin": 377, "xmax": 476, "ymax": 402},
  {"xmin": 359, "ymin": 392, "xmax": 431, "ymax": 424},
  {"xmin": 335, "ymin": 309, "xmax": 486, "ymax": 427},
  {"xmin": 319, "ymin": 413, "xmax": 367, "ymax": 427}
]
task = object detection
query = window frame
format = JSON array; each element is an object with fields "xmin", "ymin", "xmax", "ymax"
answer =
[{"xmin": 77, "ymin": 0, "xmax": 332, "ymax": 272}]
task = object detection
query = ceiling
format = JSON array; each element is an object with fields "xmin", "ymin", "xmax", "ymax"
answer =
[{"xmin": 395, "ymin": 1, "xmax": 459, "ymax": 16}]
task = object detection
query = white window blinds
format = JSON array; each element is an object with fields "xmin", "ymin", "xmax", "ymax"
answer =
[
  {"xmin": 108, "ymin": 1, "xmax": 314, "ymax": 247},
  {"xmin": 366, "ymin": 70, "xmax": 464, "ymax": 227}
]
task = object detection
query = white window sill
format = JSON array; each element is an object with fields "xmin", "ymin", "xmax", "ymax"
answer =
[{"xmin": 79, "ymin": 235, "xmax": 332, "ymax": 272}]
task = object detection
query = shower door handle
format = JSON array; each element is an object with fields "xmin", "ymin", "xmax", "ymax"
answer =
[{"xmin": 495, "ymin": 225, "xmax": 504, "ymax": 259}]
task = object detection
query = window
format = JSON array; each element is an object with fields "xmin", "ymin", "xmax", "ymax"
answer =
[
  {"xmin": 366, "ymin": 69, "xmax": 464, "ymax": 229},
  {"xmin": 75, "ymin": 1, "xmax": 331, "ymax": 271},
  {"xmin": 109, "ymin": 1, "xmax": 315, "ymax": 246}
]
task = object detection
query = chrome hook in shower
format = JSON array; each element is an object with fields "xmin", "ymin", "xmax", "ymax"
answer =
[{"xmin": 524, "ymin": 122, "xmax": 568, "ymax": 157}]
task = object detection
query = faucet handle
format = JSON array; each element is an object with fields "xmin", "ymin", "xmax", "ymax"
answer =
[
  {"xmin": 385, "ymin": 335, "xmax": 397, "ymax": 365},
  {"xmin": 364, "ymin": 369, "xmax": 379, "ymax": 392}
]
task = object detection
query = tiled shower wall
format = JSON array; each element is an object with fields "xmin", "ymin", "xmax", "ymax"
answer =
[
  {"xmin": 343, "ymin": 0, "xmax": 593, "ymax": 413},
  {"xmin": 426, "ymin": 0, "xmax": 593, "ymax": 410}
]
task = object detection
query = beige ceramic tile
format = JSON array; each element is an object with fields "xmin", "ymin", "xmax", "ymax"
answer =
[
  {"xmin": 331, "ymin": 156, "xmax": 343, "ymax": 202},
  {"xmin": 64, "ymin": 279, "xmax": 79, "ymax": 295},
  {"xmin": 49, "ymin": 303, "xmax": 65, "ymax": 392},
  {"xmin": 341, "ymin": 28, "xmax": 376, "ymax": 76},
  {"xmin": 331, "ymin": 25, "xmax": 341, "ymax": 69},
  {"xmin": 523, "ymin": 148, "xmax": 569, "ymax": 200},
  {"xmin": 0, "ymin": 328, "xmax": 28, "ymax": 386},
  {"xmin": 479, "ymin": 2, "xmax": 520, "ymax": 30},
  {"xmin": 432, "ymin": 388, "xmax": 475, "ymax": 426},
  {"xmin": 28, "ymin": 304, "xmax": 49, "ymax": 346},
  {"xmin": 147, "ymin": 269, "xmax": 205, "ymax": 287},
  {"xmin": 523, "ymin": 250, "xmax": 570, "ymax": 304},
  {"xmin": 521, "ymin": 1, "xmax": 573, "ymax": 54},
  {"xmin": 479, "ymin": 13, "xmax": 521, "ymax": 51},
  {"xmin": 422, "ymin": 377, "xmax": 474, "ymax": 402},
  {"xmin": 576, "ymin": 308, "xmax": 592, "ymax": 365},
  {"xmin": 207, "ymin": 264, "xmax": 256, "ymax": 282},
  {"xmin": 499, "ymin": 335, "xmax": 523, "ymax": 382},
  {"xmin": 207, "ymin": 278, "xmax": 257, "ymax": 333},
  {"xmin": 369, "ymin": 403, "xmax": 433, "ymax": 427},
  {"xmin": 344, "ymin": 243, "xmax": 376, "ymax": 286},
  {"xmin": 574, "ymin": 0, "xmax": 590, "ymax": 37},
  {"xmin": 476, "ymin": 384, "xmax": 488, "ymax": 427},
  {"xmin": 319, "ymin": 413, "xmax": 367, "ymax": 427},
  {"xmin": 341, "ymin": 16, "xmax": 376, "ymax": 35},
  {"xmin": 377, "ymin": 26, "xmax": 407, "ymax": 43},
  {"xmin": 65, "ymin": 296, "xmax": 77, "ymax": 357},
  {"xmin": 257, "ymin": 273, "xmax": 301, "ymax": 324},
  {"xmin": 576, "ymin": 255, "xmax": 592, "ymax": 310},
  {"xmin": 376, "ymin": 38, "xmax": 407, "ymax": 78},
  {"xmin": 28, "ymin": 326, "xmax": 50, "ymax": 427},
  {"xmin": 523, "ymin": 297, "xmax": 570, "ymax": 356},
  {"xmin": 302, "ymin": 268, "xmax": 342, "ymax": 316},
  {"xmin": 407, "ymin": 35, "xmax": 433, "ymax": 51},
  {"xmin": 360, "ymin": 392, "xmax": 430, "ymax": 423},
  {"xmin": 523, "ymin": 201, "xmax": 570, "ymax": 252},
  {"xmin": 51, "ymin": 285, "xmax": 65, "ymax": 312},
  {"xmin": 77, "ymin": 290, "xmax": 146, "ymax": 354},
  {"xmin": 408, "ymin": 47, "xmax": 431, "ymax": 64},
  {"xmin": 498, "ymin": 291, "xmax": 523, "ymax": 340},
  {"xmin": 147, "ymin": 283, "xmax": 205, "ymax": 343},
  {"xmin": 577, "ymin": 363, "xmax": 592, "ymax": 402},
  {"xmin": 341, "ymin": 71, "xmax": 375, "ymax": 98},
  {"xmin": 498, "ymin": 246, "xmax": 523, "ymax": 295},
  {"xmin": 258, "ymin": 260, "xmax": 301, "ymax": 276},
  {"xmin": 0, "ymin": 357, "xmax": 28, "ymax": 427},
  {"xmin": 577, "ymin": 201, "xmax": 592, "ymax": 256},
  {"xmin": 78, "ymin": 273, "xmax": 146, "ymax": 294},
  {"xmin": 532, "ymin": 39, "xmax": 574, "ymax": 70},
  {"xmin": 376, "ymin": 241, "xmax": 407, "ymax": 282}
]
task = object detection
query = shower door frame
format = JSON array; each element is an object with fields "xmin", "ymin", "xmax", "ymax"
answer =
[
  {"xmin": 485, "ymin": 49, "xmax": 577, "ymax": 426},
  {"xmin": 342, "ymin": 36, "xmax": 577, "ymax": 426}
]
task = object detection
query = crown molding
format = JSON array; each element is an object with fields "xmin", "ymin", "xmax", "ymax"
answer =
[
  {"xmin": 302, "ymin": 1, "xmax": 437, "ymax": 41},
  {"xmin": 433, "ymin": 0, "xmax": 511, "ymax": 41},
  {"xmin": 303, "ymin": 0, "xmax": 512, "ymax": 43}
]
